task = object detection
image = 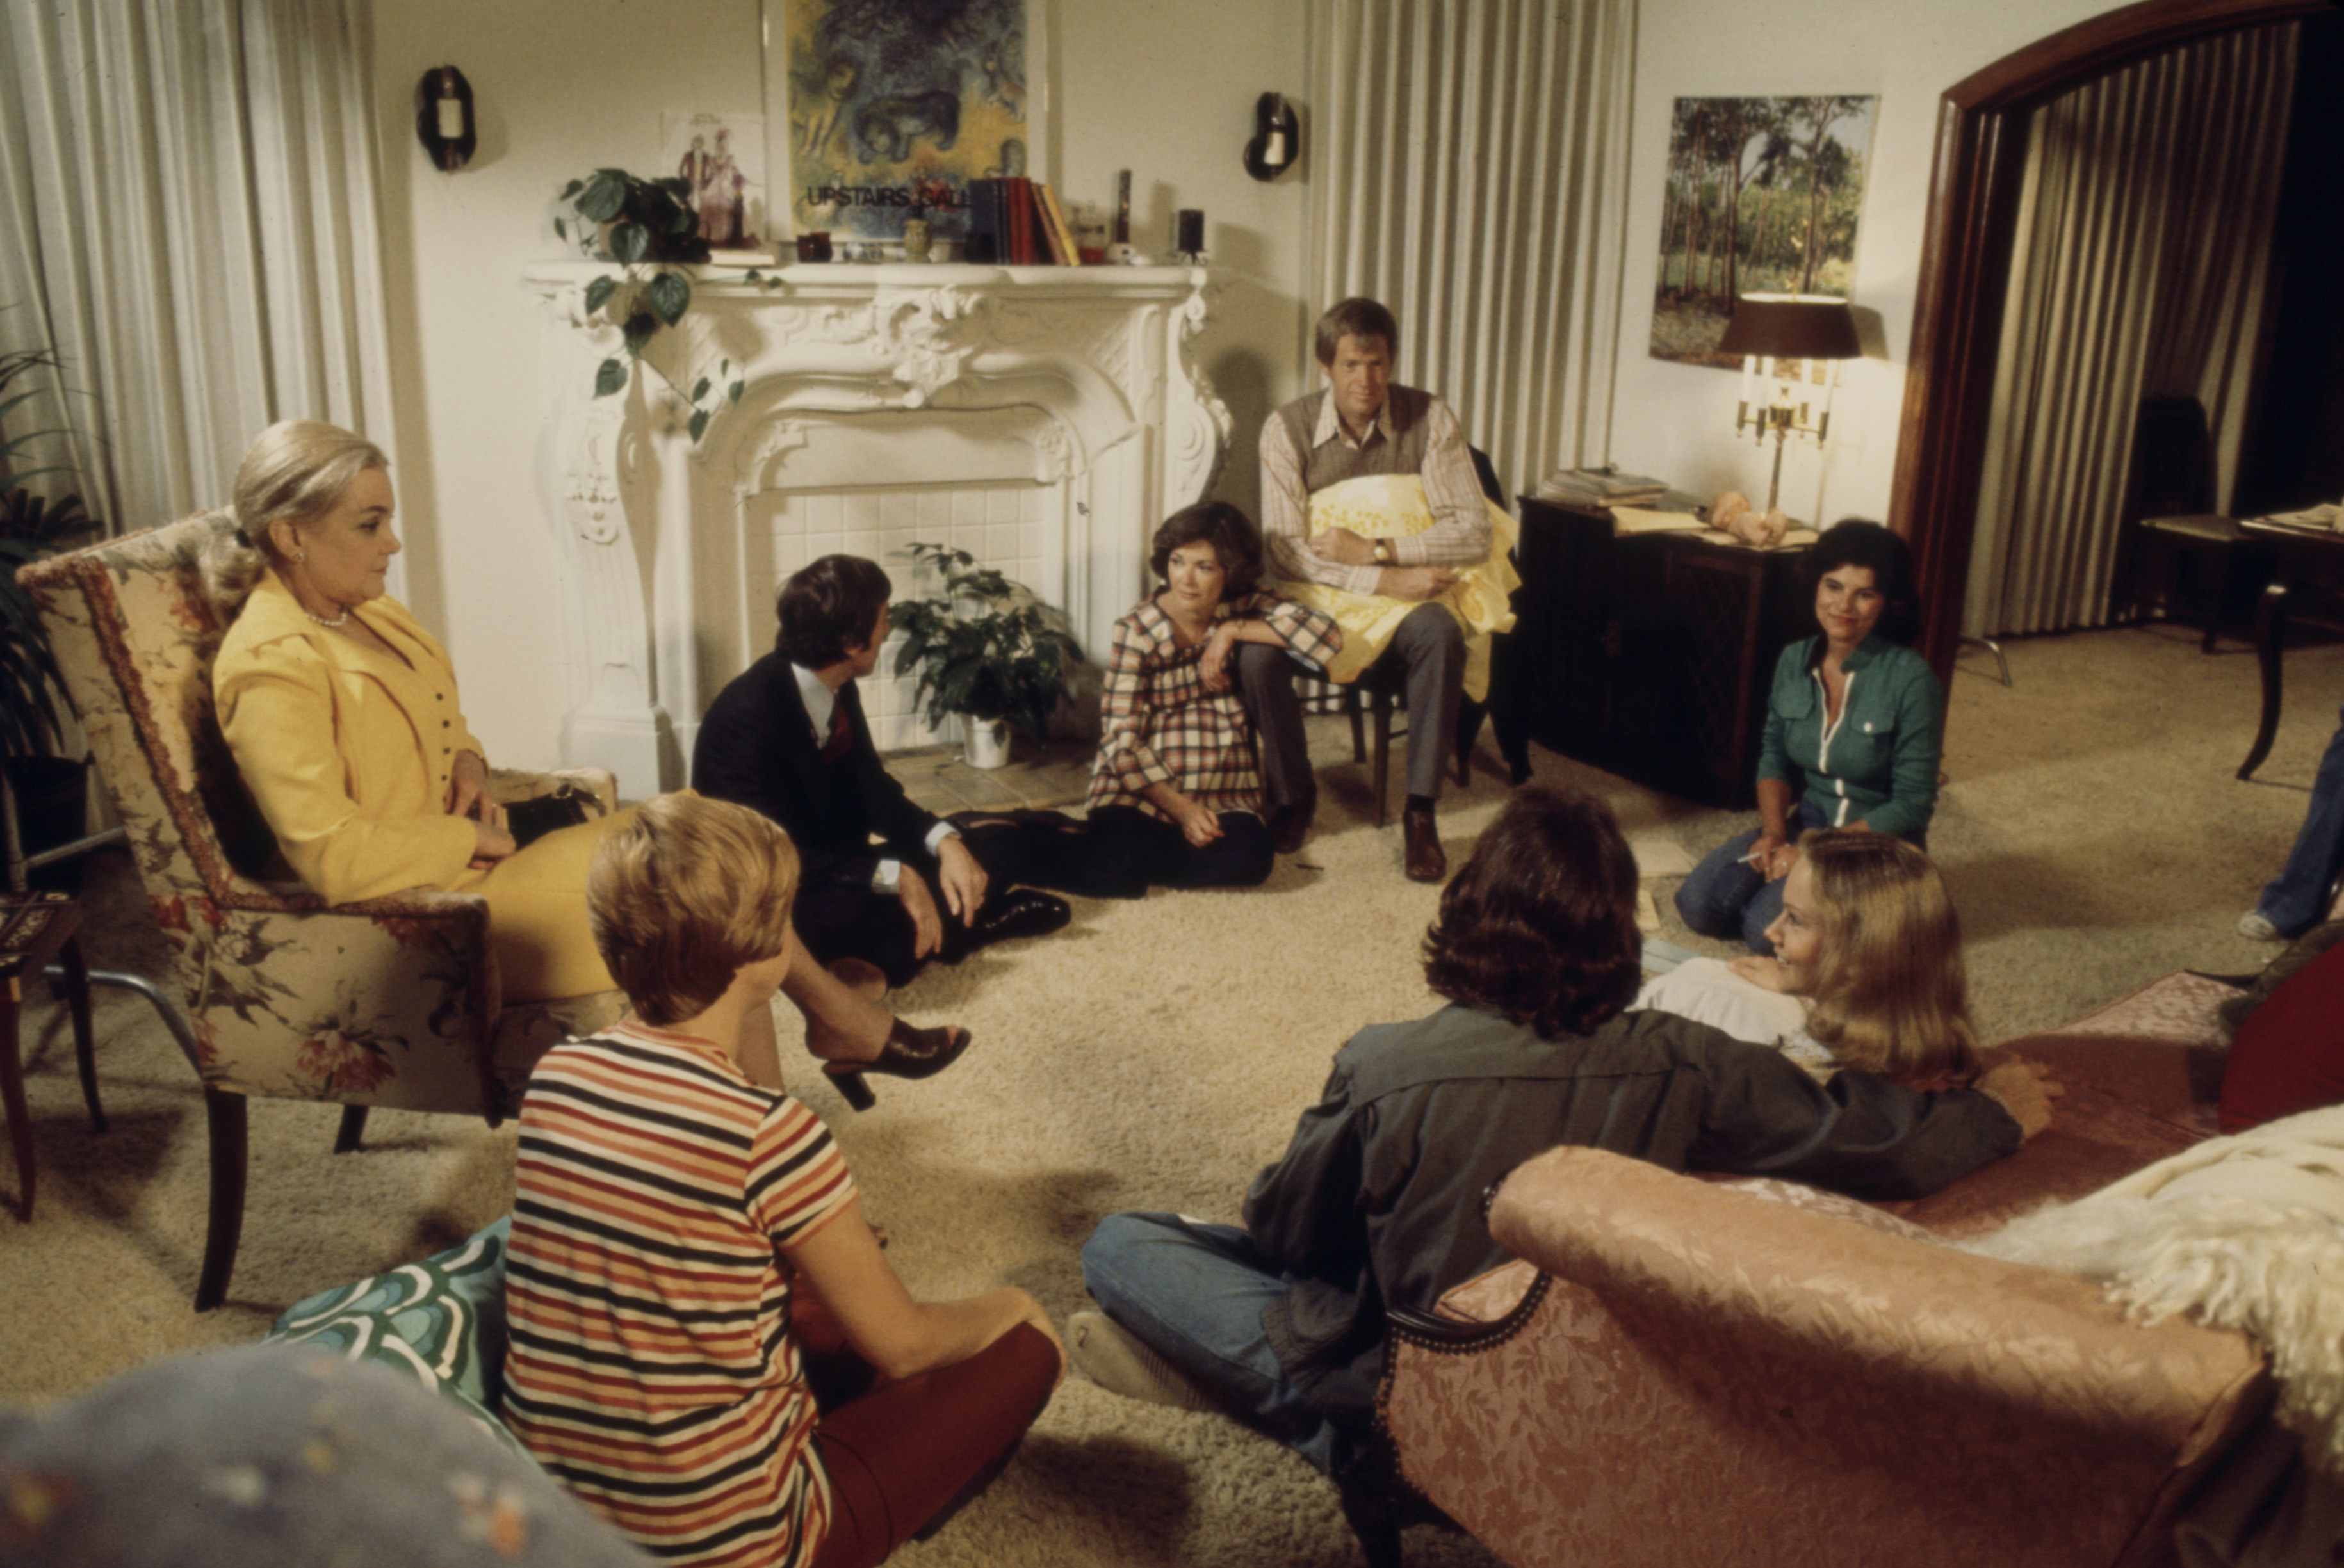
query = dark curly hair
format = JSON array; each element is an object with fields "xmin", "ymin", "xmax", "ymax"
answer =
[
  {"xmin": 1802, "ymin": 519, "xmax": 1919, "ymax": 645},
  {"xmin": 1421, "ymin": 787, "xmax": 1643, "ymax": 1039},
  {"xmin": 1150, "ymin": 501, "xmax": 1264, "ymax": 601},
  {"xmin": 776, "ymin": 554, "xmax": 892, "ymax": 666}
]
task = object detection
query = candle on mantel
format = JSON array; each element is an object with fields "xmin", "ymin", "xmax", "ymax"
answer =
[{"xmin": 1739, "ymin": 353, "xmax": 1756, "ymax": 425}]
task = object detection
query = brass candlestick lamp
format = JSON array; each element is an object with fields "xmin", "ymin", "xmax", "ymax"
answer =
[{"xmin": 1717, "ymin": 294, "xmax": 1861, "ymax": 513}]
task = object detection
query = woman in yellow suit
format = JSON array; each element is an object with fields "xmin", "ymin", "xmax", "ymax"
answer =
[{"xmin": 207, "ymin": 421, "xmax": 906, "ymax": 1079}]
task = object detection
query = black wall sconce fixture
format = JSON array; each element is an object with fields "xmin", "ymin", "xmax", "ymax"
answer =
[
  {"xmin": 415, "ymin": 65, "xmax": 476, "ymax": 172},
  {"xmin": 1244, "ymin": 92, "xmax": 1299, "ymax": 181}
]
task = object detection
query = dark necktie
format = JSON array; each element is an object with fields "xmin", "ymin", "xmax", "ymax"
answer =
[{"xmin": 820, "ymin": 699, "xmax": 852, "ymax": 763}]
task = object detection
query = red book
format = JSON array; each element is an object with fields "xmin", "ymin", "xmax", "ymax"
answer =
[{"xmin": 1007, "ymin": 178, "xmax": 1036, "ymax": 264}]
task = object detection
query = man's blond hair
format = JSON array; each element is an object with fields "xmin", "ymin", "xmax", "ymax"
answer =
[{"xmin": 586, "ymin": 794, "xmax": 801, "ymax": 1026}]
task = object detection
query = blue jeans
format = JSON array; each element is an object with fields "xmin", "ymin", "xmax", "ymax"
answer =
[
  {"xmin": 1079, "ymin": 1211, "xmax": 1351, "ymax": 1476},
  {"xmin": 2255, "ymin": 703, "xmax": 2344, "ymax": 936},
  {"xmin": 1676, "ymin": 802, "xmax": 1928, "ymax": 952}
]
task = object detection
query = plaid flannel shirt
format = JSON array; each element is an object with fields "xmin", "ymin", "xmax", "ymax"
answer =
[{"xmin": 1086, "ymin": 590, "xmax": 1342, "ymax": 821}]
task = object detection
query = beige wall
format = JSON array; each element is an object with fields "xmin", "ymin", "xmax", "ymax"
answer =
[
  {"xmin": 1608, "ymin": 0, "xmax": 2126, "ymax": 526},
  {"xmin": 370, "ymin": 0, "xmax": 1311, "ymax": 768},
  {"xmin": 369, "ymin": 0, "xmax": 2138, "ymax": 768}
]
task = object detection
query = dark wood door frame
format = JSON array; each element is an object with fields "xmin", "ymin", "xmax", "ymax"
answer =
[{"xmin": 1889, "ymin": 0, "xmax": 2331, "ymax": 677}]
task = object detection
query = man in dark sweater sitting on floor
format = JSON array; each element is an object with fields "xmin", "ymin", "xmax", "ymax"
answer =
[{"xmin": 1071, "ymin": 786, "xmax": 2053, "ymax": 1477}]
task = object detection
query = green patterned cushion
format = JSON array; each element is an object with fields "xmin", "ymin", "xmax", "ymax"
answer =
[{"xmin": 265, "ymin": 1217, "xmax": 523, "ymax": 1457}]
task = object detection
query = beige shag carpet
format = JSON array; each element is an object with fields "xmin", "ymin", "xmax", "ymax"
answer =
[{"xmin": 4, "ymin": 623, "xmax": 2341, "ymax": 1567}]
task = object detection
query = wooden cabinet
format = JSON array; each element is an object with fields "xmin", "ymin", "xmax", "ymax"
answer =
[{"xmin": 1513, "ymin": 495, "xmax": 1814, "ymax": 808}]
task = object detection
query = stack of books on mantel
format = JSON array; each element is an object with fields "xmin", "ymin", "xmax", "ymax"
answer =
[{"xmin": 1535, "ymin": 467, "xmax": 1670, "ymax": 510}]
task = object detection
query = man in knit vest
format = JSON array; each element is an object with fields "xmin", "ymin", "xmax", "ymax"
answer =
[{"xmin": 1249, "ymin": 297, "xmax": 1491, "ymax": 881}]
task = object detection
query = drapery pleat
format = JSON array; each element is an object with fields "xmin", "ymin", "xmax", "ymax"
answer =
[
  {"xmin": 1963, "ymin": 24, "xmax": 2296, "ymax": 639},
  {"xmin": 0, "ymin": 0, "xmax": 393, "ymax": 538},
  {"xmin": 1306, "ymin": 0, "xmax": 1635, "ymax": 493}
]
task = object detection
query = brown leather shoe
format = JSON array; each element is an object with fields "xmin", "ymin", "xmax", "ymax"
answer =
[
  {"xmin": 1269, "ymin": 788, "xmax": 1317, "ymax": 855},
  {"xmin": 1401, "ymin": 803, "xmax": 1445, "ymax": 882}
]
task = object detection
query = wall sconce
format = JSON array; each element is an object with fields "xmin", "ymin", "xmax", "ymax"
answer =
[
  {"xmin": 1244, "ymin": 93, "xmax": 1299, "ymax": 181},
  {"xmin": 1717, "ymin": 293, "xmax": 1861, "ymax": 512},
  {"xmin": 415, "ymin": 65, "xmax": 476, "ymax": 172}
]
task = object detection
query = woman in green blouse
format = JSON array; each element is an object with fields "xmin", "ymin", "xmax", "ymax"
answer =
[{"xmin": 1675, "ymin": 520, "xmax": 1944, "ymax": 952}]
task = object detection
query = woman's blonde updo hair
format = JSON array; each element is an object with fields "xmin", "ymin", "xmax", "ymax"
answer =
[
  {"xmin": 199, "ymin": 419, "xmax": 388, "ymax": 621},
  {"xmin": 1797, "ymin": 829, "xmax": 1980, "ymax": 1086}
]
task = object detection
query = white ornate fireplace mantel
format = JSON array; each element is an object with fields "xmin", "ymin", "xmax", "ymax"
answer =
[{"xmin": 523, "ymin": 261, "xmax": 1230, "ymax": 796}]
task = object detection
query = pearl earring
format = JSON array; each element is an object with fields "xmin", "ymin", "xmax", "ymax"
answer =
[{"xmin": 295, "ymin": 551, "xmax": 307, "ymax": 562}]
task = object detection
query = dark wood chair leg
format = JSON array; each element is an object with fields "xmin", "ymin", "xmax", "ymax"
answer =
[
  {"xmin": 1, "ymin": 985, "xmax": 29, "ymax": 1220},
  {"xmin": 334, "ymin": 1103, "xmax": 369, "ymax": 1154},
  {"xmin": 58, "ymin": 935, "xmax": 102, "ymax": 1133},
  {"xmin": 196, "ymin": 1086, "xmax": 248, "ymax": 1312},
  {"xmin": 1372, "ymin": 695, "xmax": 1396, "ymax": 828},
  {"xmin": 1338, "ymin": 1482, "xmax": 1405, "ymax": 1568},
  {"xmin": 1346, "ymin": 688, "xmax": 1367, "ymax": 763},
  {"xmin": 2239, "ymin": 582, "xmax": 2290, "ymax": 780}
]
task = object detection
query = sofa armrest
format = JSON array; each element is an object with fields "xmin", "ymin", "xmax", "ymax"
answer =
[{"xmin": 1488, "ymin": 1145, "xmax": 2263, "ymax": 1457}]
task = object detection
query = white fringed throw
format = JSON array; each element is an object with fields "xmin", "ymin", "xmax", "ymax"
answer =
[{"xmin": 1964, "ymin": 1106, "xmax": 2344, "ymax": 1476}]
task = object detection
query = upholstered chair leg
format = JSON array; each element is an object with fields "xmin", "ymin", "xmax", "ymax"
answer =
[
  {"xmin": 334, "ymin": 1104, "xmax": 369, "ymax": 1154},
  {"xmin": 58, "ymin": 937, "xmax": 103, "ymax": 1132},
  {"xmin": 196, "ymin": 1087, "xmax": 248, "ymax": 1313},
  {"xmin": 1339, "ymin": 1483, "xmax": 1404, "ymax": 1568}
]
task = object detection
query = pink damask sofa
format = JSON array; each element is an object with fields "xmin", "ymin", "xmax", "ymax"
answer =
[{"xmin": 1371, "ymin": 974, "xmax": 2271, "ymax": 1568}]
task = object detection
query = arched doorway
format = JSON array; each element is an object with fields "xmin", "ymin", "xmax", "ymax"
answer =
[{"xmin": 1887, "ymin": 0, "xmax": 2332, "ymax": 675}]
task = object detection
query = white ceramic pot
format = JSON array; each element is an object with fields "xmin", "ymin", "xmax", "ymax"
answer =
[{"xmin": 962, "ymin": 716, "xmax": 1011, "ymax": 770}]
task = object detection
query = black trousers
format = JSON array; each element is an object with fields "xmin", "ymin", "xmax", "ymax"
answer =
[{"xmin": 791, "ymin": 814, "xmax": 1090, "ymax": 987}]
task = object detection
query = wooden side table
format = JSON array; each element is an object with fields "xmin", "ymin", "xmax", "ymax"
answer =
[
  {"xmin": 1515, "ymin": 495, "xmax": 1813, "ymax": 807},
  {"xmin": 1, "ymin": 889, "xmax": 102, "ymax": 1220}
]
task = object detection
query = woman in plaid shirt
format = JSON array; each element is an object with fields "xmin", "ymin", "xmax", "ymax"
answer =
[{"xmin": 1084, "ymin": 503, "xmax": 1341, "ymax": 892}]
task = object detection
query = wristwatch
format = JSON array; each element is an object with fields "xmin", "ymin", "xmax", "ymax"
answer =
[{"xmin": 1372, "ymin": 541, "xmax": 1393, "ymax": 565}]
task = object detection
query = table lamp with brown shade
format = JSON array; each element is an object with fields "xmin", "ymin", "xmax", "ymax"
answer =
[{"xmin": 1719, "ymin": 294, "xmax": 1862, "ymax": 513}]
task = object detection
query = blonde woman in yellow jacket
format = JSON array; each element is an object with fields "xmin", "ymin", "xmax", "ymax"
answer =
[{"xmin": 207, "ymin": 422, "xmax": 920, "ymax": 1085}]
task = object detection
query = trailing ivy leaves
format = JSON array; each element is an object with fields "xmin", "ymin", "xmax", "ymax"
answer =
[
  {"xmin": 557, "ymin": 167, "xmax": 731, "ymax": 443},
  {"xmin": 889, "ymin": 542, "xmax": 1082, "ymax": 748},
  {"xmin": 646, "ymin": 271, "xmax": 690, "ymax": 327}
]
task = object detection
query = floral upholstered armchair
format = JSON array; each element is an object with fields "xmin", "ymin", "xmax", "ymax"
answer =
[{"xmin": 19, "ymin": 513, "xmax": 622, "ymax": 1310}]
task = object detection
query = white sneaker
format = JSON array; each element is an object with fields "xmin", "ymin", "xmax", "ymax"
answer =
[
  {"xmin": 1066, "ymin": 1311, "xmax": 1219, "ymax": 1411},
  {"xmin": 2237, "ymin": 910, "xmax": 2282, "ymax": 941}
]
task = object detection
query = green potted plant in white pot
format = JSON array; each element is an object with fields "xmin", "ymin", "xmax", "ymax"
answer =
[{"xmin": 889, "ymin": 543, "xmax": 1080, "ymax": 770}]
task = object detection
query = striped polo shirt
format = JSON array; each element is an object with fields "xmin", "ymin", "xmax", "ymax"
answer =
[{"xmin": 504, "ymin": 1019, "xmax": 858, "ymax": 1566}]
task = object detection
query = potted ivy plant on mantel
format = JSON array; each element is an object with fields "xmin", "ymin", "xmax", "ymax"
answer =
[
  {"xmin": 889, "ymin": 543, "xmax": 1081, "ymax": 770},
  {"xmin": 554, "ymin": 167, "xmax": 783, "ymax": 444}
]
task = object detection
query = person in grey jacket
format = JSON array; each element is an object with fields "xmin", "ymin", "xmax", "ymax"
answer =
[
  {"xmin": 1679, "ymin": 519, "xmax": 1945, "ymax": 951},
  {"xmin": 1070, "ymin": 785, "xmax": 2051, "ymax": 1479}
]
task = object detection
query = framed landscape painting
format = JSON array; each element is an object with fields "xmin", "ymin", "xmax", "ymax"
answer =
[
  {"xmin": 767, "ymin": 0, "xmax": 1039, "ymax": 246},
  {"xmin": 1650, "ymin": 95, "xmax": 1877, "ymax": 369}
]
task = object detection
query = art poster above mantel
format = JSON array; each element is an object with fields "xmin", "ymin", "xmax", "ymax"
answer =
[{"xmin": 766, "ymin": 0, "xmax": 1046, "ymax": 247}]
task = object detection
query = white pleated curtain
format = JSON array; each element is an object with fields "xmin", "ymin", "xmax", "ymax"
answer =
[
  {"xmin": 1962, "ymin": 24, "xmax": 2297, "ymax": 639},
  {"xmin": 0, "ymin": 0, "xmax": 394, "ymax": 540},
  {"xmin": 1305, "ymin": 0, "xmax": 1636, "ymax": 494}
]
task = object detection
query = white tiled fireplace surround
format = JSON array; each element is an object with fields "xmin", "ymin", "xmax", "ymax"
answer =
[{"xmin": 526, "ymin": 263, "xmax": 1230, "ymax": 796}]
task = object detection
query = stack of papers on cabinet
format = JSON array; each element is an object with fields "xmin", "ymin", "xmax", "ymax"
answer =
[{"xmin": 1535, "ymin": 467, "xmax": 1670, "ymax": 508}]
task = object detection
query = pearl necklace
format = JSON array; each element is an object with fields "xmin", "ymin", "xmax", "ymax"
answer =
[{"xmin": 304, "ymin": 605, "xmax": 352, "ymax": 629}]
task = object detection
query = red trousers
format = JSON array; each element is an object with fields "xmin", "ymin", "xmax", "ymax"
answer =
[{"xmin": 799, "ymin": 1309, "xmax": 1058, "ymax": 1568}]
